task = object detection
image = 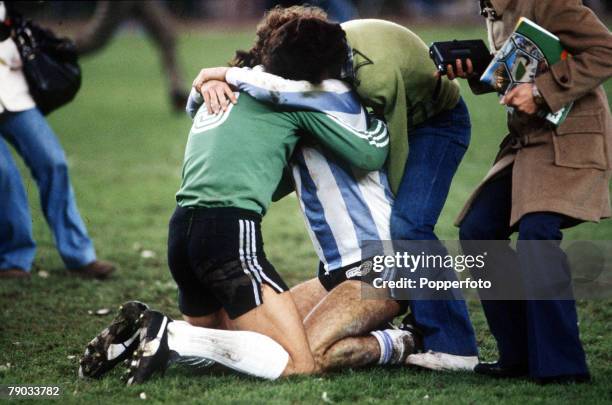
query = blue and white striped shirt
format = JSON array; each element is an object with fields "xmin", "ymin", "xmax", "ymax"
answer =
[{"xmin": 219, "ymin": 67, "xmax": 395, "ymax": 272}]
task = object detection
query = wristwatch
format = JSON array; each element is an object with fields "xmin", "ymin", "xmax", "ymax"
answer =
[{"xmin": 532, "ymin": 84, "xmax": 545, "ymax": 107}]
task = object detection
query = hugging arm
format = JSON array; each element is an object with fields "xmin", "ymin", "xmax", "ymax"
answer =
[
  {"xmin": 226, "ymin": 67, "xmax": 390, "ymax": 169},
  {"xmin": 272, "ymin": 110, "xmax": 390, "ymax": 201},
  {"xmin": 225, "ymin": 67, "xmax": 364, "ymax": 121},
  {"xmin": 193, "ymin": 65, "xmax": 370, "ymax": 131},
  {"xmin": 292, "ymin": 111, "xmax": 389, "ymax": 172}
]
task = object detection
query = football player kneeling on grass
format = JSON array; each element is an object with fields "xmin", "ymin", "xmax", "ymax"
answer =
[
  {"xmin": 78, "ymin": 19, "xmax": 407, "ymax": 384},
  {"xmin": 211, "ymin": 66, "xmax": 419, "ymax": 372}
]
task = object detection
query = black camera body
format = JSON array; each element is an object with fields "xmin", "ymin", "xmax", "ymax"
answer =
[{"xmin": 429, "ymin": 39, "xmax": 492, "ymax": 76}]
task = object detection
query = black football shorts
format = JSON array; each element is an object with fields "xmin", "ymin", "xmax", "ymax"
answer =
[
  {"xmin": 167, "ymin": 206, "xmax": 288, "ymax": 319},
  {"xmin": 317, "ymin": 260, "xmax": 373, "ymax": 291}
]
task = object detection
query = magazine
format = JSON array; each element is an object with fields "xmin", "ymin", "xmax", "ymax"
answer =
[{"xmin": 480, "ymin": 17, "xmax": 572, "ymax": 125}]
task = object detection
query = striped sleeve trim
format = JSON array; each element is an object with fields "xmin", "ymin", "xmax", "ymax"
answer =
[{"xmin": 325, "ymin": 113, "xmax": 389, "ymax": 148}]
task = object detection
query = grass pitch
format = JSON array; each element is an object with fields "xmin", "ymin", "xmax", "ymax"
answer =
[{"xmin": 1, "ymin": 26, "xmax": 611, "ymax": 404}]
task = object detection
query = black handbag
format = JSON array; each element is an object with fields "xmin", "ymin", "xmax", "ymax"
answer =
[{"xmin": 10, "ymin": 14, "xmax": 81, "ymax": 115}]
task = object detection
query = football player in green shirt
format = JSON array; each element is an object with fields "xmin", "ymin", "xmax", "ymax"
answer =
[{"xmin": 79, "ymin": 44, "xmax": 391, "ymax": 383}]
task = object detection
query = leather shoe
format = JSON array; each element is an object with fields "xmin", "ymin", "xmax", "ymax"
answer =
[
  {"xmin": 474, "ymin": 362, "xmax": 528, "ymax": 378},
  {"xmin": 69, "ymin": 260, "xmax": 116, "ymax": 280},
  {"xmin": 0, "ymin": 268, "xmax": 31, "ymax": 279}
]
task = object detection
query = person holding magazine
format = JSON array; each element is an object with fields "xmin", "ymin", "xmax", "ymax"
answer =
[{"xmin": 445, "ymin": 0, "xmax": 612, "ymax": 384}]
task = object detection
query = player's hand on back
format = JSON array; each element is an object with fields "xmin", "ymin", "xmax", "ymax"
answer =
[
  {"xmin": 192, "ymin": 67, "xmax": 237, "ymax": 114},
  {"xmin": 198, "ymin": 80, "xmax": 237, "ymax": 115}
]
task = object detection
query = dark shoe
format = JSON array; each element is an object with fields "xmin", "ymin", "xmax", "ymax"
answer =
[
  {"xmin": 475, "ymin": 362, "xmax": 529, "ymax": 378},
  {"xmin": 124, "ymin": 310, "xmax": 173, "ymax": 386},
  {"xmin": 534, "ymin": 373, "xmax": 591, "ymax": 385},
  {"xmin": 70, "ymin": 260, "xmax": 116, "ymax": 280},
  {"xmin": 79, "ymin": 301, "xmax": 149, "ymax": 379},
  {"xmin": 0, "ymin": 268, "xmax": 31, "ymax": 279}
]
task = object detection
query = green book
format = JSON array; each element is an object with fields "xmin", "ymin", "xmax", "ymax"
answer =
[{"xmin": 480, "ymin": 17, "xmax": 572, "ymax": 125}]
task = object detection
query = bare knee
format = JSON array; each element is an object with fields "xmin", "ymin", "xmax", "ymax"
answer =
[{"xmin": 234, "ymin": 286, "xmax": 316, "ymax": 376}]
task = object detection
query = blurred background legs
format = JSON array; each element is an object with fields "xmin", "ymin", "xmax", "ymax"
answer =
[{"xmin": 74, "ymin": 1, "xmax": 188, "ymax": 111}]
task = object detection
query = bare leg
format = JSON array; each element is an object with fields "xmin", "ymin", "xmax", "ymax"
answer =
[
  {"xmin": 290, "ymin": 277, "xmax": 328, "ymax": 321},
  {"xmin": 322, "ymin": 336, "xmax": 381, "ymax": 370},
  {"xmin": 229, "ymin": 285, "xmax": 315, "ymax": 376},
  {"xmin": 304, "ymin": 280, "xmax": 402, "ymax": 372},
  {"xmin": 169, "ymin": 285, "xmax": 314, "ymax": 378}
]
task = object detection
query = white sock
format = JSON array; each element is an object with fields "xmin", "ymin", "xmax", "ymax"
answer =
[
  {"xmin": 166, "ymin": 321, "xmax": 289, "ymax": 380},
  {"xmin": 370, "ymin": 329, "xmax": 413, "ymax": 365}
]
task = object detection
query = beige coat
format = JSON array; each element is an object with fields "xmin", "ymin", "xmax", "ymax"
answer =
[{"xmin": 456, "ymin": 0, "xmax": 612, "ymax": 227}]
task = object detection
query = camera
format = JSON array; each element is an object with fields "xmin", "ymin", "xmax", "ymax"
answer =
[{"xmin": 429, "ymin": 39, "xmax": 492, "ymax": 76}]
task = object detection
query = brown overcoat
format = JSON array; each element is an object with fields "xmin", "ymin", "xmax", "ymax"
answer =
[{"xmin": 456, "ymin": 0, "xmax": 612, "ymax": 227}]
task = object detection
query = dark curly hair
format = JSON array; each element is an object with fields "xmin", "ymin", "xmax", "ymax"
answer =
[
  {"xmin": 261, "ymin": 17, "xmax": 347, "ymax": 83},
  {"xmin": 230, "ymin": 6, "xmax": 346, "ymax": 82},
  {"xmin": 230, "ymin": 5, "xmax": 330, "ymax": 68}
]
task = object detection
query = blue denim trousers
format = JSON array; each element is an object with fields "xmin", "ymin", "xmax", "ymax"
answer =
[
  {"xmin": 0, "ymin": 108, "xmax": 96, "ymax": 271},
  {"xmin": 459, "ymin": 170, "xmax": 589, "ymax": 378},
  {"xmin": 390, "ymin": 98, "xmax": 479, "ymax": 356}
]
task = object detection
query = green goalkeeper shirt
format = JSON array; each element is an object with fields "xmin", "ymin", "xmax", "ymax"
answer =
[{"xmin": 176, "ymin": 92, "xmax": 388, "ymax": 215}]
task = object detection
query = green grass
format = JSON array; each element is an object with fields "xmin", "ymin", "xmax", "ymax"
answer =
[{"xmin": 1, "ymin": 27, "xmax": 611, "ymax": 404}]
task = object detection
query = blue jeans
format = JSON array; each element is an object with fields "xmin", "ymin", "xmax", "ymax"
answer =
[
  {"xmin": 0, "ymin": 108, "xmax": 96, "ymax": 271},
  {"xmin": 390, "ymin": 98, "xmax": 478, "ymax": 356},
  {"xmin": 459, "ymin": 170, "xmax": 589, "ymax": 378}
]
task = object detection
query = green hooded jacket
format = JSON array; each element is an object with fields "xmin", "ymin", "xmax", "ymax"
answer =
[{"xmin": 341, "ymin": 19, "xmax": 461, "ymax": 193}]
